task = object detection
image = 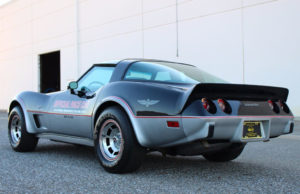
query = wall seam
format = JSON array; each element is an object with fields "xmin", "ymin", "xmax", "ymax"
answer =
[
  {"xmin": 75, "ymin": 0, "xmax": 80, "ymax": 76},
  {"xmin": 241, "ymin": 0, "xmax": 245, "ymax": 84},
  {"xmin": 141, "ymin": 0, "xmax": 145, "ymax": 58}
]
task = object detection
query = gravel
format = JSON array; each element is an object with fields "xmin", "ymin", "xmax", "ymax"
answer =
[{"xmin": 0, "ymin": 113, "xmax": 300, "ymax": 193}]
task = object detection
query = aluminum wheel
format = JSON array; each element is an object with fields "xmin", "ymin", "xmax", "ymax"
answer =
[
  {"xmin": 10, "ymin": 115, "xmax": 22, "ymax": 145},
  {"xmin": 99, "ymin": 119, "xmax": 123, "ymax": 161}
]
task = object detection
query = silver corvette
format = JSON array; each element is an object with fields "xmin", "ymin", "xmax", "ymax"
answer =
[{"xmin": 8, "ymin": 59, "xmax": 294, "ymax": 173}]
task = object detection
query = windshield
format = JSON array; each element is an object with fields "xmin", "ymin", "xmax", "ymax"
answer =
[{"xmin": 124, "ymin": 61, "xmax": 227, "ymax": 84}]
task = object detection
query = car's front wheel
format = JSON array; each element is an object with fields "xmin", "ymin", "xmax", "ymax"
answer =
[
  {"xmin": 203, "ymin": 143, "xmax": 245, "ymax": 162},
  {"xmin": 8, "ymin": 106, "xmax": 38, "ymax": 152},
  {"xmin": 94, "ymin": 106, "xmax": 145, "ymax": 173}
]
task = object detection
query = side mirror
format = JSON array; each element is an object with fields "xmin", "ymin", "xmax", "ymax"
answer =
[{"xmin": 68, "ymin": 81, "xmax": 78, "ymax": 93}]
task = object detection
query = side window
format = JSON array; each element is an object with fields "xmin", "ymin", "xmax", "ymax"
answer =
[
  {"xmin": 124, "ymin": 70, "xmax": 152, "ymax": 80},
  {"xmin": 123, "ymin": 62, "xmax": 198, "ymax": 83},
  {"xmin": 154, "ymin": 71, "xmax": 171, "ymax": 81},
  {"xmin": 77, "ymin": 66, "xmax": 114, "ymax": 92}
]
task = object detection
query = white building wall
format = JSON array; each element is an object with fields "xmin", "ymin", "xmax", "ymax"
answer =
[{"xmin": 0, "ymin": 0, "xmax": 299, "ymax": 115}]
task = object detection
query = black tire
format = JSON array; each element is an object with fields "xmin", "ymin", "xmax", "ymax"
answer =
[
  {"xmin": 8, "ymin": 106, "xmax": 38, "ymax": 152},
  {"xmin": 203, "ymin": 143, "xmax": 246, "ymax": 162},
  {"xmin": 94, "ymin": 106, "xmax": 145, "ymax": 173}
]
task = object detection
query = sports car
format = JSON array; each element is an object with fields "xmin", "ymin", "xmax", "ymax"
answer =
[{"xmin": 8, "ymin": 59, "xmax": 294, "ymax": 173}]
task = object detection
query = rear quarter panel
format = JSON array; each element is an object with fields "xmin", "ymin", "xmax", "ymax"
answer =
[{"xmin": 96, "ymin": 81, "xmax": 193, "ymax": 117}]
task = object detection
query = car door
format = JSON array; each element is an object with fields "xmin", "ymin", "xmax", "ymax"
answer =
[{"xmin": 48, "ymin": 65, "xmax": 115, "ymax": 138}]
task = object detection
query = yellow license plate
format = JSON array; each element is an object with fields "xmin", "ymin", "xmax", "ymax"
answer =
[{"xmin": 242, "ymin": 121, "xmax": 262, "ymax": 139}]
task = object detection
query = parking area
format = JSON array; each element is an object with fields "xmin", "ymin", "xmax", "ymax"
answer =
[{"xmin": 0, "ymin": 112, "xmax": 300, "ymax": 193}]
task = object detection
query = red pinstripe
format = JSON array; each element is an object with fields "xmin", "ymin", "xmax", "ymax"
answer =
[
  {"xmin": 27, "ymin": 110, "xmax": 92, "ymax": 117},
  {"xmin": 26, "ymin": 96, "xmax": 294, "ymax": 120}
]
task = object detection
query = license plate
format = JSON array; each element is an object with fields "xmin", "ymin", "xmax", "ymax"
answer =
[{"xmin": 242, "ymin": 121, "xmax": 262, "ymax": 139}]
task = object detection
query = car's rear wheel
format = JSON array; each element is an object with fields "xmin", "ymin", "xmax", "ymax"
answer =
[
  {"xmin": 94, "ymin": 106, "xmax": 145, "ymax": 173},
  {"xmin": 8, "ymin": 106, "xmax": 38, "ymax": 152},
  {"xmin": 203, "ymin": 143, "xmax": 245, "ymax": 162}
]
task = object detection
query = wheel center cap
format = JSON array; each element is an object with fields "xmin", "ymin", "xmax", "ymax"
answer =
[{"xmin": 113, "ymin": 137, "xmax": 118, "ymax": 142}]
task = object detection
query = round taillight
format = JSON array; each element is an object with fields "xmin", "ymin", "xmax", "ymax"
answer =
[
  {"xmin": 279, "ymin": 100, "xmax": 290, "ymax": 114},
  {"xmin": 217, "ymin": 99, "xmax": 232, "ymax": 114},
  {"xmin": 268, "ymin": 100, "xmax": 280, "ymax": 113},
  {"xmin": 201, "ymin": 98, "xmax": 216, "ymax": 114},
  {"xmin": 268, "ymin": 100, "xmax": 274, "ymax": 109}
]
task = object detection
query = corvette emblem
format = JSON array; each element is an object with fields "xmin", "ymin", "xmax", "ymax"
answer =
[
  {"xmin": 244, "ymin": 103, "xmax": 259, "ymax": 107},
  {"xmin": 138, "ymin": 99, "xmax": 160, "ymax": 107}
]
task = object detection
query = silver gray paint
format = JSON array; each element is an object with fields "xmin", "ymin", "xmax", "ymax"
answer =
[{"xmin": 9, "ymin": 91, "xmax": 294, "ymax": 149}]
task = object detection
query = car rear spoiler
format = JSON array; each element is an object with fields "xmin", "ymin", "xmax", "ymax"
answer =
[{"xmin": 187, "ymin": 83, "xmax": 289, "ymax": 102}]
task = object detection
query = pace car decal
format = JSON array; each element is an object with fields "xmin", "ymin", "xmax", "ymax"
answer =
[
  {"xmin": 53, "ymin": 100, "xmax": 90, "ymax": 114},
  {"xmin": 53, "ymin": 100, "xmax": 89, "ymax": 109},
  {"xmin": 137, "ymin": 99, "xmax": 160, "ymax": 107}
]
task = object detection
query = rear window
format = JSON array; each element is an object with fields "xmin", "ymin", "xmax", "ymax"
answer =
[{"xmin": 124, "ymin": 61, "xmax": 227, "ymax": 84}]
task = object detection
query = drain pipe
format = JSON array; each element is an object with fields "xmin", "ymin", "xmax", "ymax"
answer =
[
  {"xmin": 176, "ymin": 0, "xmax": 179, "ymax": 57},
  {"xmin": 75, "ymin": 0, "xmax": 80, "ymax": 77}
]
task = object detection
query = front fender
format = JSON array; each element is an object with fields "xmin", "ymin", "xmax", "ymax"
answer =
[{"xmin": 9, "ymin": 91, "xmax": 51, "ymax": 133}]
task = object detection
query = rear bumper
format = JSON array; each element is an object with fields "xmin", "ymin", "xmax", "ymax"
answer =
[{"xmin": 133, "ymin": 116, "xmax": 294, "ymax": 148}]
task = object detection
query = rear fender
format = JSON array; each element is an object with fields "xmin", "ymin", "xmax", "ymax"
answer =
[
  {"xmin": 93, "ymin": 96, "xmax": 151, "ymax": 146},
  {"xmin": 96, "ymin": 81, "xmax": 194, "ymax": 116}
]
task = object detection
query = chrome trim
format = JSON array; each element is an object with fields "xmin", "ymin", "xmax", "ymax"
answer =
[{"xmin": 37, "ymin": 133, "xmax": 94, "ymax": 146}]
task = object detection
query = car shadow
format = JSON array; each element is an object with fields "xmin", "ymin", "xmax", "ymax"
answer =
[
  {"xmin": 141, "ymin": 152, "xmax": 266, "ymax": 176},
  {"xmin": 31, "ymin": 141, "xmax": 273, "ymax": 179},
  {"xmin": 34, "ymin": 140, "xmax": 96, "ymax": 159}
]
